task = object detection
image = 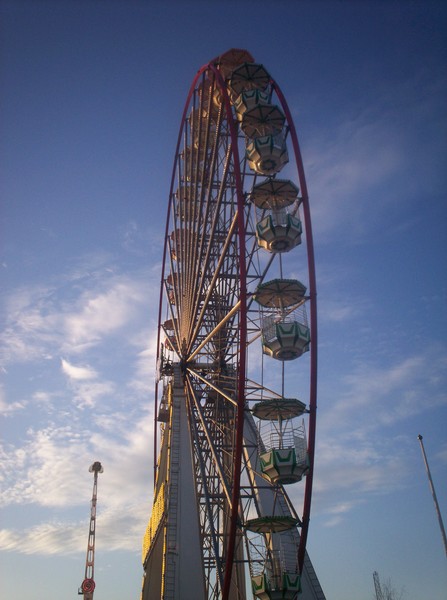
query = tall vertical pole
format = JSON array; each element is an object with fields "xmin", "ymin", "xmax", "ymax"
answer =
[
  {"xmin": 79, "ymin": 462, "xmax": 104, "ymax": 599},
  {"xmin": 417, "ymin": 435, "xmax": 447, "ymax": 557}
]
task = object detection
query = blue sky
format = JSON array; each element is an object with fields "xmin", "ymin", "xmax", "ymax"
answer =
[{"xmin": 1, "ymin": 1, "xmax": 446, "ymax": 599}]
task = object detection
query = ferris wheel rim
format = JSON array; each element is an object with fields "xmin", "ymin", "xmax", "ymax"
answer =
[{"xmin": 272, "ymin": 79, "xmax": 318, "ymax": 571}]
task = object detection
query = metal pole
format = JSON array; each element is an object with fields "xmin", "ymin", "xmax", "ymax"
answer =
[{"xmin": 417, "ymin": 434, "xmax": 447, "ymax": 557}]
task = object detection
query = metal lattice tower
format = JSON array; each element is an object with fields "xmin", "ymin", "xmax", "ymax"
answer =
[
  {"xmin": 79, "ymin": 461, "xmax": 103, "ymax": 600},
  {"xmin": 373, "ymin": 571, "xmax": 384, "ymax": 600}
]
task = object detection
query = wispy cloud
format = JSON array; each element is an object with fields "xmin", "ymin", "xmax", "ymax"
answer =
[
  {"xmin": 305, "ymin": 118, "xmax": 401, "ymax": 238},
  {"xmin": 304, "ymin": 343, "xmax": 447, "ymax": 524},
  {"xmin": 0, "ymin": 259, "xmax": 159, "ymax": 556},
  {"xmin": 0, "ymin": 499, "xmax": 149, "ymax": 556},
  {"xmin": 435, "ymin": 443, "xmax": 447, "ymax": 465},
  {"xmin": 127, "ymin": 327, "xmax": 158, "ymax": 396},
  {"xmin": 0, "ymin": 408, "xmax": 154, "ymax": 555},
  {"xmin": 63, "ymin": 279, "xmax": 146, "ymax": 350},
  {"xmin": 320, "ymin": 500, "xmax": 362, "ymax": 528},
  {"xmin": 302, "ymin": 73, "xmax": 446, "ymax": 242},
  {"xmin": 324, "ymin": 349, "xmax": 447, "ymax": 431},
  {"xmin": 320, "ymin": 298, "xmax": 365, "ymax": 323},
  {"xmin": 0, "ymin": 521, "xmax": 84, "ymax": 555},
  {"xmin": 0, "ymin": 384, "xmax": 26, "ymax": 415},
  {"xmin": 61, "ymin": 358, "xmax": 98, "ymax": 380},
  {"xmin": 1, "ymin": 284, "xmax": 62, "ymax": 366},
  {"xmin": 72, "ymin": 380, "xmax": 117, "ymax": 410},
  {"xmin": 0, "ymin": 402, "xmax": 154, "ymax": 504},
  {"xmin": 1, "ymin": 267, "xmax": 155, "ymax": 369}
]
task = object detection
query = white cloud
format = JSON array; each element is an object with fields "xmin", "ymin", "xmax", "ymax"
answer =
[
  {"xmin": 0, "ymin": 521, "xmax": 83, "ymax": 555},
  {"xmin": 0, "ymin": 406, "xmax": 154, "ymax": 508},
  {"xmin": 63, "ymin": 279, "xmax": 147, "ymax": 349},
  {"xmin": 301, "ymin": 345, "xmax": 447, "ymax": 525},
  {"xmin": 0, "ymin": 384, "xmax": 26, "ymax": 415},
  {"xmin": 127, "ymin": 327, "xmax": 158, "ymax": 396},
  {"xmin": 305, "ymin": 116, "xmax": 402, "ymax": 237},
  {"xmin": 302, "ymin": 74, "xmax": 446, "ymax": 242},
  {"xmin": 320, "ymin": 500, "xmax": 361, "ymax": 528},
  {"xmin": 71, "ymin": 380, "xmax": 116, "ymax": 410},
  {"xmin": 315, "ymin": 436, "xmax": 407, "ymax": 491},
  {"xmin": 320, "ymin": 298, "xmax": 363, "ymax": 323},
  {"xmin": 0, "ymin": 426, "xmax": 89, "ymax": 508},
  {"xmin": 0, "ymin": 260, "xmax": 161, "ymax": 557},
  {"xmin": 0, "ymin": 405, "xmax": 155, "ymax": 556},
  {"xmin": 0, "ymin": 499, "xmax": 149, "ymax": 556},
  {"xmin": 61, "ymin": 358, "xmax": 98, "ymax": 380},
  {"xmin": 320, "ymin": 348, "xmax": 447, "ymax": 433},
  {"xmin": 32, "ymin": 390, "xmax": 58, "ymax": 407},
  {"xmin": 0, "ymin": 270, "xmax": 153, "ymax": 369},
  {"xmin": 60, "ymin": 359, "xmax": 114, "ymax": 409},
  {"xmin": 0, "ymin": 284, "xmax": 62, "ymax": 366}
]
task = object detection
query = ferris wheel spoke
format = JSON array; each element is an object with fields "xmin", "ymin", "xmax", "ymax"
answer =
[
  {"xmin": 184, "ymin": 384, "xmax": 227, "ymax": 593},
  {"xmin": 187, "ymin": 206, "xmax": 239, "ymax": 353},
  {"xmin": 185, "ymin": 376, "xmax": 235, "ymax": 502},
  {"xmin": 186, "ymin": 366, "xmax": 237, "ymax": 408},
  {"xmin": 244, "ymin": 378, "xmax": 289, "ymax": 402},
  {"xmin": 188, "ymin": 300, "xmax": 241, "ymax": 363},
  {"xmin": 174, "ymin": 107, "xmax": 243, "ymax": 358}
]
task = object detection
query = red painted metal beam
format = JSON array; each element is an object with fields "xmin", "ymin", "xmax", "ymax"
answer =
[{"xmin": 273, "ymin": 80, "xmax": 318, "ymax": 574}]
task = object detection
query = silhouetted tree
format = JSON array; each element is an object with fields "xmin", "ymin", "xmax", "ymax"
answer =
[
  {"xmin": 382, "ymin": 577, "xmax": 405, "ymax": 600},
  {"xmin": 373, "ymin": 575, "xmax": 405, "ymax": 600}
]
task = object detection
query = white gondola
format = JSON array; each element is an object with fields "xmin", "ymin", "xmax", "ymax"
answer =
[
  {"xmin": 256, "ymin": 212, "xmax": 302, "ymax": 253},
  {"xmin": 252, "ymin": 572, "xmax": 301, "ymax": 600},
  {"xmin": 246, "ymin": 533, "xmax": 302, "ymax": 600},
  {"xmin": 234, "ymin": 90, "xmax": 286, "ymax": 138},
  {"xmin": 249, "ymin": 178, "xmax": 303, "ymax": 253},
  {"xmin": 258, "ymin": 418, "xmax": 309, "ymax": 485},
  {"xmin": 253, "ymin": 398, "xmax": 309, "ymax": 485},
  {"xmin": 254, "ymin": 279, "xmax": 310, "ymax": 361},
  {"xmin": 246, "ymin": 133, "xmax": 289, "ymax": 176},
  {"xmin": 234, "ymin": 89, "xmax": 270, "ymax": 121},
  {"xmin": 261, "ymin": 317, "xmax": 310, "ymax": 361}
]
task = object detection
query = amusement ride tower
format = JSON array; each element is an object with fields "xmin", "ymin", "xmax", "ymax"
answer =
[
  {"xmin": 141, "ymin": 49, "xmax": 325, "ymax": 600},
  {"xmin": 79, "ymin": 461, "xmax": 103, "ymax": 600}
]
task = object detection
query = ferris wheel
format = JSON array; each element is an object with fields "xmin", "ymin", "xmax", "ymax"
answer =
[{"xmin": 142, "ymin": 49, "xmax": 324, "ymax": 600}]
